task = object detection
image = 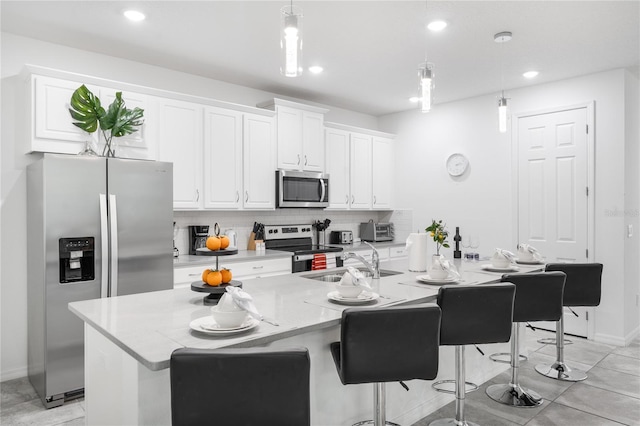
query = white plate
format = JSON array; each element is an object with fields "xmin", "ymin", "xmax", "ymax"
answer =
[
  {"xmin": 327, "ymin": 291, "xmax": 379, "ymax": 305},
  {"xmin": 189, "ymin": 316, "xmax": 259, "ymax": 336},
  {"xmin": 515, "ymin": 259, "xmax": 545, "ymax": 265},
  {"xmin": 481, "ymin": 264, "xmax": 520, "ymax": 272},
  {"xmin": 415, "ymin": 274, "xmax": 460, "ymax": 284}
]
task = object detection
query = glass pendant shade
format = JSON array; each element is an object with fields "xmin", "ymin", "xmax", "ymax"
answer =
[
  {"xmin": 280, "ymin": 5, "xmax": 303, "ymax": 77},
  {"xmin": 498, "ymin": 96, "xmax": 508, "ymax": 133},
  {"xmin": 419, "ymin": 64, "xmax": 434, "ymax": 113}
]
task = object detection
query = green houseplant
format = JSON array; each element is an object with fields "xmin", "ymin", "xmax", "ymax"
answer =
[{"xmin": 68, "ymin": 85, "xmax": 144, "ymax": 157}]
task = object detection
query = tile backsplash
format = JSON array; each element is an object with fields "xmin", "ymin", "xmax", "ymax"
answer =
[{"xmin": 173, "ymin": 209, "xmax": 412, "ymax": 256}]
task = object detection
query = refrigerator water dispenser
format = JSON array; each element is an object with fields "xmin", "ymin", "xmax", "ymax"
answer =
[{"xmin": 59, "ymin": 237, "xmax": 95, "ymax": 283}]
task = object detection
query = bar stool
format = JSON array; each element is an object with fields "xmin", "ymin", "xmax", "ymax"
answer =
[
  {"xmin": 535, "ymin": 263, "xmax": 603, "ymax": 382},
  {"xmin": 330, "ymin": 304, "xmax": 442, "ymax": 426},
  {"xmin": 170, "ymin": 347, "xmax": 310, "ymax": 426},
  {"xmin": 430, "ymin": 283, "xmax": 516, "ymax": 426},
  {"xmin": 486, "ymin": 272, "xmax": 566, "ymax": 407}
]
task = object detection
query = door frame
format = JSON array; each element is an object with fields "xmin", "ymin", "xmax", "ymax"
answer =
[{"xmin": 510, "ymin": 101, "xmax": 596, "ymax": 339}]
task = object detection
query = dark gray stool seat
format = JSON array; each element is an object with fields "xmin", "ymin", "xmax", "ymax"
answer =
[
  {"xmin": 170, "ymin": 347, "xmax": 310, "ymax": 426},
  {"xmin": 330, "ymin": 304, "xmax": 441, "ymax": 426},
  {"xmin": 486, "ymin": 272, "xmax": 566, "ymax": 407},
  {"xmin": 535, "ymin": 263, "xmax": 603, "ymax": 382},
  {"xmin": 430, "ymin": 283, "xmax": 516, "ymax": 426}
]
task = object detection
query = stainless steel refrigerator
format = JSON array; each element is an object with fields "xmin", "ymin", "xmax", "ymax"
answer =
[{"xmin": 27, "ymin": 153, "xmax": 174, "ymax": 408}]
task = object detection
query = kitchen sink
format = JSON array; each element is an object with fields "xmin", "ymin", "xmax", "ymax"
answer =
[{"xmin": 303, "ymin": 268, "xmax": 402, "ymax": 282}]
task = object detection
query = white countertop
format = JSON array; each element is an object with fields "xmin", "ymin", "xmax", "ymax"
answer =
[
  {"xmin": 69, "ymin": 259, "xmax": 543, "ymax": 371},
  {"xmin": 172, "ymin": 249, "xmax": 293, "ymax": 268}
]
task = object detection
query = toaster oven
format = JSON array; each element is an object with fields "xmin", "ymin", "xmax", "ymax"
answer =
[{"xmin": 360, "ymin": 222, "xmax": 394, "ymax": 242}]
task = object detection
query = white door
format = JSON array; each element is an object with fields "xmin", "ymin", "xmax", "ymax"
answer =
[
  {"xmin": 517, "ymin": 106, "xmax": 590, "ymax": 337},
  {"xmin": 372, "ymin": 137, "xmax": 393, "ymax": 209},
  {"xmin": 350, "ymin": 133, "xmax": 372, "ymax": 209},
  {"xmin": 203, "ymin": 107, "xmax": 242, "ymax": 209},
  {"xmin": 276, "ymin": 105, "xmax": 302, "ymax": 170},
  {"xmin": 301, "ymin": 111, "xmax": 324, "ymax": 172}
]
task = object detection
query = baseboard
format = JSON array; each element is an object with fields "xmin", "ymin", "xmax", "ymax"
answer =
[
  {"xmin": 1, "ymin": 366, "xmax": 28, "ymax": 383},
  {"xmin": 623, "ymin": 325, "xmax": 640, "ymax": 345},
  {"xmin": 594, "ymin": 325, "xmax": 640, "ymax": 347}
]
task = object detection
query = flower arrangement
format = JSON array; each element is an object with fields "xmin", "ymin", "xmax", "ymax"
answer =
[{"xmin": 425, "ymin": 219, "xmax": 450, "ymax": 255}]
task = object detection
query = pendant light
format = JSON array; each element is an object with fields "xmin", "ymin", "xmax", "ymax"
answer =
[
  {"xmin": 418, "ymin": 1, "xmax": 435, "ymax": 113},
  {"xmin": 494, "ymin": 31, "xmax": 512, "ymax": 133},
  {"xmin": 280, "ymin": 1, "xmax": 303, "ymax": 77}
]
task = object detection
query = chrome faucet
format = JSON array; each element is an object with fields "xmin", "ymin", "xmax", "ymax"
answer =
[{"xmin": 341, "ymin": 241, "xmax": 380, "ymax": 279}]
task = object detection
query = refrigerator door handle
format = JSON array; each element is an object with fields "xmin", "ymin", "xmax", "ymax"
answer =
[
  {"xmin": 109, "ymin": 194, "xmax": 119, "ymax": 297},
  {"xmin": 99, "ymin": 194, "xmax": 109, "ymax": 298}
]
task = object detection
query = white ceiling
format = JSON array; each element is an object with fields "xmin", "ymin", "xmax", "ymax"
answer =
[{"xmin": 2, "ymin": 1, "xmax": 639, "ymax": 116}]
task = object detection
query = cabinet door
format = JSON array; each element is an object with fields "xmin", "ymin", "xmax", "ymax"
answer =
[
  {"xmin": 350, "ymin": 133, "xmax": 372, "ymax": 209},
  {"xmin": 31, "ymin": 75, "xmax": 97, "ymax": 153},
  {"xmin": 203, "ymin": 107, "xmax": 242, "ymax": 209},
  {"xmin": 372, "ymin": 137, "xmax": 393, "ymax": 209},
  {"xmin": 244, "ymin": 114, "xmax": 276, "ymax": 209},
  {"xmin": 276, "ymin": 105, "xmax": 302, "ymax": 170},
  {"xmin": 301, "ymin": 111, "xmax": 324, "ymax": 172},
  {"xmin": 325, "ymin": 128, "xmax": 351, "ymax": 209},
  {"xmin": 156, "ymin": 99, "xmax": 203, "ymax": 210},
  {"xmin": 100, "ymin": 88, "xmax": 153, "ymax": 160}
]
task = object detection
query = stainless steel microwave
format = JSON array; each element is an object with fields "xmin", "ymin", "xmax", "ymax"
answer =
[{"xmin": 276, "ymin": 170, "xmax": 329, "ymax": 208}]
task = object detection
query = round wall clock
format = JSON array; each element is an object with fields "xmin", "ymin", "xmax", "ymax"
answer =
[{"xmin": 446, "ymin": 153, "xmax": 469, "ymax": 177}]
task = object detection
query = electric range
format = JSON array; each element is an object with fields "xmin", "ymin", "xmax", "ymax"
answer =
[{"xmin": 264, "ymin": 224, "xmax": 343, "ymax": 272}]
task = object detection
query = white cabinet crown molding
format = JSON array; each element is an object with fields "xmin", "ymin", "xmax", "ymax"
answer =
[
  {"xmin": 257, "ymin": 98, "xmax": 329, "ymax": 114},
  {"xmin": 324, "ymin": 121, "xmax": 395, "ymax": 139},
  {"xmin": 21, "ymin": 64, "xmax": 275, "ymax": 117}
]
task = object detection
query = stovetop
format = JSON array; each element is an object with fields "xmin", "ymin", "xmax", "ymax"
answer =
[
  {"xmin": 275, "ymin": 244, "xmax": 343, "ymax": 255},
  {"xmin": 263, "ymin": 224, "xmax": 343, "ymax": 255}
]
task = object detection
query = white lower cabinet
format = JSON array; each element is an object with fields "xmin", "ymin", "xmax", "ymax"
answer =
[
  {"xmin": 389, "ymin": 245, "xmax": 407, "ymax": 258},
  {"xmin": 174, "ymin": 257, "xmax": 292, "ymax": 289}
]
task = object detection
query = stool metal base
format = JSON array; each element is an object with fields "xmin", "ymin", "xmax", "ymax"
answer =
[
  {"xmin": 353, "ymin": 421, "xmax": 400, "ymax": 426},
  {"xmin": 432, "ymin": 379, "xmax": 478, "ymax": 395},
  {"xmin": 537, "ymin": 337, "xmax": 572, "ymax": 345},
  {"xmin": 489, "ymin": 352, "xmax": 528, "ymax": 364},
  {"xmin": 535, "ymin": 361, "xmax": 587, "ymax": 382},
  {"xmin": 486, "ymin": 383, "xmax": 542, "ymax": 407},
  {"xmin": 429, "ymin": 418, "xmax": 480, "ymax": 426}
]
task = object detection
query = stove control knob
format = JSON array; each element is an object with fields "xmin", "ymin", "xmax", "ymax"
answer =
[
  {"xmin": 268, "ymin": 229, "xmax": 273, "ymax": 234},
  {"xmin": 274, "ymin": 229, "xmax": 278, "ymax": 233}
]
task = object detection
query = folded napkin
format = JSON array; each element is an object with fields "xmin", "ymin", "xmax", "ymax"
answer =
[
  {"xmin": 339, "ymin": 267, "xmax": 373, "ymax": 290},
  {"xmin": 517, "ymin": 243, "xmax": 543, "ymax": 261},
  {"xmin": 311, "ymin": 253, "xmax": 327, "ymax": 270},
  {"xmin": 433, "ymin": 257, "xmax": 461, "ymax": 279},
  {"xmin": 225, "ymin": 286, "xmax": 262, "ymax": 321},
  {"xmin": 495, "ymin": 248, "xmax": 516, "ymax": 262}
]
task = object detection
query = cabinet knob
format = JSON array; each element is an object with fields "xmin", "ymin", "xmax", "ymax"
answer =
[
  {"xmin": 373, "ymin": 195, "xmax": 377, "ymax": 204},
  {"xmin": 196, "ymin": 189, "xmax": 200, "ymax": 201},
  {"xmin": 352, "ymin": 195, "xmax": 355, "ymax": 204},
  {"xmin": 345, "ymin": 194, "xmax": 349, "ymax": 204},
  {"xmin": 304, "ymin": 155, "xmax": 308, "ymax": 166},
  {"xmin": 297, "ymin": 154, "xmax": 301, "ymax": 165},
  {"xmin": 236, "ymin": 191, "xmax": 240, "ymax": 203},
  {"xmin": 245, "ymin": 191, "xmax": 249, "ymax": 202}
]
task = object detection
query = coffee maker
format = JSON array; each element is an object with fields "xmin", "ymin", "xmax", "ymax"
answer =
[{"xmin": 189, "ymin": 225, "xmax": 209, "ymax": 255}]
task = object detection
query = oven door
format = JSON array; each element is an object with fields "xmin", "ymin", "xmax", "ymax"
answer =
[
  {"xmin": 292, "ymin": 253, "xmax": 343, "ymax": 272},
  {"xmin": 277, "ymin": 170, "xmax": 329, "ymax": 208}
]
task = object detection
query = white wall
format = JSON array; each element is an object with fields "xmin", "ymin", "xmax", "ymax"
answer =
[
  {"xmin": 0, "ymin": 33, "xmax": 382, "ymax": 381},
  {"xmin": 379, "ymin": 68, "xmax": 640, "ymax": 345}
]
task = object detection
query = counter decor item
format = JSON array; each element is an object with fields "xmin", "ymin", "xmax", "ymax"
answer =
[
  {"xmin": 69, "ymin": 85, "xmax": 144, "ymax": 157},
  {"xmin": 425, "ymin": 219, "xmax": 450, "ymax": 256}
]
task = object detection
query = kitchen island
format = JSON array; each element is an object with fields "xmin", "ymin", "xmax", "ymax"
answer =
[{"xmin": 69, "ymin": 258, "xmax": 543, "ymax": 425}]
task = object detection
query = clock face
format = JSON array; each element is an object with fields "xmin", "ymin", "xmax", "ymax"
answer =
[{"xmin": 446, "ymin": 153, "xmax": 469, "ymax": 177}]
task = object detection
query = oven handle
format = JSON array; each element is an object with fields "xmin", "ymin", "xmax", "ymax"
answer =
[{"xmin": 294, "ymin": 253, "xmax": 337, "ymax": 262}]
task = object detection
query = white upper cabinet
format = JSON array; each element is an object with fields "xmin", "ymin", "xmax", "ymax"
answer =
[
  {"xmin": 350, "ymin": 132, "xmax": 373, "ymax": 210},
  {"xmin": 372, "ymin": 136, "xmax": 393, "ymax": 209},
  {"xmin": 203, "ymin": 107, "xmax": 243, "ymax": 209},
  {"xmin": 27, "ymin": 72, "xmax": 152, "ymax": 159},
  {"xmin": 243, "ymin": 113, "xmax": 276, "ymax": 209},
  {"xmin": 325, "ymin": 127, "xmax": 351, "ymax": 209},
  {"xmin": 259, "ymin": 99, "xmax": 328, "ymax": 172},
  {"xmin": 325, "ymin": 122, "xmax": 395, "ymax": 211},
  {"xmin": 156, "ymin": 98, "xmax": 203, "ymax": 210}
]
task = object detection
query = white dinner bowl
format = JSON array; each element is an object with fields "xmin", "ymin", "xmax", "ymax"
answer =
[
  {"xmin": 211, "ymin": 305, "xmax": 248, "ymax": 328},
  {"xmin": 335, "ymin": 283, "xmax": 363, "ymax": 298},
  {"xmin": 491, "ymin": 257, "xmax": 511, "ymax": 268},
  {"xmin": 428, "ymin": 268, "xmax": 449, "ymax": 280}
]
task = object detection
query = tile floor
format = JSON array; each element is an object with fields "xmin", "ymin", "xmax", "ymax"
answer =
[{"xmin": 1, "ymin": 329, "xmax": 638, "ymax": 425}]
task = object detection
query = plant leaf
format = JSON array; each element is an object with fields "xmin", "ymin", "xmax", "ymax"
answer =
[
  {"xmin": 68, "ymin": 85, "xmax": 104, "ymax": 134},
  {"xmin": 103, "ymin": 92, "xmax": 145, "ymax": 137}
]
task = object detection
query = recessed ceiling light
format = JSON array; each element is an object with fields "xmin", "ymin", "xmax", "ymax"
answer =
[
  {"xmin": 523, "ymin": 71, "xmax": 539, "ymax": 79},
  {"xmin": 308, "ymin": 66, "xmax": 324, "ymax": 74},
  {"xmin": 409, "ymin": 96, "xmax": 421, "ymax": 103},
  {"xmin": 124, "ymin": 10, "xmax": 145, "ymax": 22},
  {"xmin": 427, "ymin": 20, "xmax": 447, "ymax": 31}
]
